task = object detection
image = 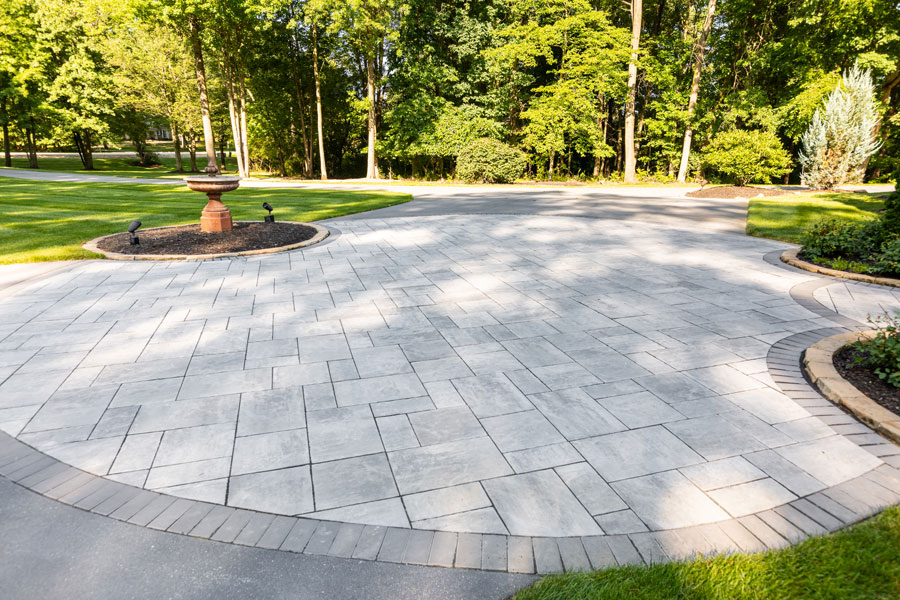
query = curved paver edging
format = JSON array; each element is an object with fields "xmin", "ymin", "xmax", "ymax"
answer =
[
  {"xmin": 82, "ymin": 222, "xmax": 330, "ymax": 261},
  {"xmin": 781, "ymin": 248, "xmax": 900, "ymax": 288},
  {"xmin": 803, "ymin": 331, "xmax": 900, "ymax": 444}
]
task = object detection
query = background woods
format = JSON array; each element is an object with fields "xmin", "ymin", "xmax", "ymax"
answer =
[{"xmin": 0, "ymin": 0, "xmax": 897, "ymax": 182}]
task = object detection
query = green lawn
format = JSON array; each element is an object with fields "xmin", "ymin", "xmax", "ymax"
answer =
[
  {"xmin": 0, "ymin": 178, "xmax": 411, "ymax": 263},
  {"xmin": 746, "ymin": 192, "xmax": 887, "ymax": 243},
  {"xmin": 2, "ymin": 156, "xmax": 241, "ymax": 180},
  {"xmin": 515, "ymin": 505, "xmax": 900, "ymax": 600}
]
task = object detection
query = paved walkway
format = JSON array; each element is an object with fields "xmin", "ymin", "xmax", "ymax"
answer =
[
  {"xmin": 3, "ymin": 181, "xmax": 900, "ymax": 596},
  {"xmin": 2, "ymin": 214, "xmax": 899, "ymax": 534}
]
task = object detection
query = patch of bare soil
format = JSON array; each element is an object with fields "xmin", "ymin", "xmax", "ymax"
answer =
[
  {"xmin": 834, "ymin": 345, "xmax": 900, "ymax": 415},
  {"xmin": 686, "ymin": 185, "xmax": 789, "ymax": 199},
  {"xmin": 97, "ymin": 222, "xmax": 317, "ymax": 255}
]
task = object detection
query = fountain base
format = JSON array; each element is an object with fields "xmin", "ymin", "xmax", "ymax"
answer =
[{"xmin": 200, "ymin": 195, "xmax": 233, "ymax": 232}]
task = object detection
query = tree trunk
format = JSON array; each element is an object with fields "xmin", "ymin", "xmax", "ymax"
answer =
[
  {"xmin": 83, "ymin": 131, "xmax": 94, "ymax": 170},
  {"xmin": 189, "ymin": 16, "xmax": 218, "ymax": 174},
  {"xmin": 187, "ymin": 127, "xmax": 199, "ymax": 172},
  {"xmin": 73, "ymin": 132, "xmax": 85, "ymax": 167},
  {"xmin": 133, "ymin": 137, "xmax": 146, "ymax": 164},
  {"xmin": 224, "ymin": 58, "xmax": 246, "ymax": 177},
  {"xmin": 294, "ymin": 81, "xmax": 312, "ymax": 177},
  {"xmin": 1, "ymin": 98, "xmax": 10, "ymax": 167},
  {"xmin": 615, "ymin": 118, "xmax": 623, "ymax": 173},
  {"xmin": 26, "ymin": 117, "xmax": 38, "ymax": 168},
  {"xmin": 239, "ymin": 73, "xmax": 250, "ymax": 176},
  {"xmin": 623, "ymin": 0, "xmax": 642, "ymax": 183},
  {"xmin": 219, "ymin": 137, "xmax": 226, "ymax": 168},
  {"xmin": 548, "ymin": 150, "xmax": 555, "ymax": 181},
  {"xmin": 677, "ymin": 0, "xmax": 716, "ymax": 182},
  {"xmin": 172, "ymin": 121, "xmax": 184, "ymax": 172},
  {"xmin": 365, "ymin": 57, "xmax": 378, "ymax": 179},
  {"xmin": 313, "ymin": 22, "xmax": 328, "ymax": 180}
]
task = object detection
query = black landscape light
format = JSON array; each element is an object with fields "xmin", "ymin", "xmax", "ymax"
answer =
[
  {"xmin": 263, "ymin": 202, "xmax": 275, "ymax": 223},
  {"xmin": 128, "ymin": 219, "xmax": 142, "ymax": 245}
]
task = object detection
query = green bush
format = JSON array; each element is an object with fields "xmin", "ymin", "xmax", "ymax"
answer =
[
  {"xmin": 850, "ymin": 312, "xmax": 900, "ymax": 388},
  {"xmin": 874, "ymin": 236, "xmax": 900, "ymax": 276},
  {"xmin": 882, "ymin": 169, "xmax": 900, "ymax": 235},
  {"xmin": 702, "ymin": 129, "xmax": 792, "ymax": 186},
  {"xmin": 456, "ymin": 138, "xmax": 526, "ymax": 184},
  {"xmin": 800, "ymin": 218, "xmax": 884, "ymax": 261}
]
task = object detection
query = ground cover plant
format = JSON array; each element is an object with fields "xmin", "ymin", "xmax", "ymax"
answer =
[
  {"xmin": 0, "ymin": 179, "xmax": 411, "ymax": 263},
  {"xmin": 849, "ymin": 313, "xmax": 900, "ymax": 389},
  {"xmin": 514, "ymin": 505, "xmax": 900, "ymax": 600}
]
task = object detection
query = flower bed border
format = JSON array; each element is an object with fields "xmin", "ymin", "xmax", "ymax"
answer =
[
  {"xmin": 83, "ymin": 221, "xmax": 329, "ymax": 261},
  {"xmin": 780, "ymin": 248, "xmax": 900, "ymax": 288},
  {"xmin": 803, "ymin": 330, "xmax": 900, "ymax": 444}
]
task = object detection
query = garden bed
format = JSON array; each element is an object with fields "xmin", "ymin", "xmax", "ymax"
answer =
[
  {"xmin": 834, "ymin": 345, "xmax": 900, "ymax": 414},
  {"xmin": 85, "ymin": 221, "xmax": 328, "ymax": 260},
  {"xmin": 686, "ymin": 185, "xmax": 787, "ymax": 199}
]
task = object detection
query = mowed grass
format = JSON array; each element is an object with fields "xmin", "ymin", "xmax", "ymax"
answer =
[
  {"xmin": 0, "ymin": 178, "xmax": 411, "ymax": 263},
  {"xmin": 1, "ymin": 156, "xmax": 240, "ymax": 179},
  {"xmin": 515, "ymin": 505, "xmax": 900, "ymax": 600},
  {"xmin": 746, "ymin": 192, "xmax": 887, "ymax": 243}
]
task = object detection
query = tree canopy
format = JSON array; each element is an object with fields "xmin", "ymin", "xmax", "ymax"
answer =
[{"xmin": 0, "ymin": 0, "xmax": 897, "ymax": 182}]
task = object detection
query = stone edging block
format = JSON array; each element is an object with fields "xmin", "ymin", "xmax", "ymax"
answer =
[
  {"xmin": 781, "ymin": 248, "xmax": 900, "ymax": 288},
  {"xmin": 82, "ymin": 222, "xmax": 330, "ymax": 261},
  {"xmin": 802, "ymin": 331, "xmax": 900, "ymax": 444}
]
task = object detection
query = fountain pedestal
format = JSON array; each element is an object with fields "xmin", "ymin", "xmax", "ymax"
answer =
[{"xmin": 185, "ymin": 174, "xmax": 241, "ymax": 233}]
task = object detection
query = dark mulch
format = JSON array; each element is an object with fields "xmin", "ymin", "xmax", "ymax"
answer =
[
  {"xmin": 686, "ymin": 185, "xmax": 788, "ymax": 199},
  {"xmin": 834, "ymin": 345, "xmax": 900, "ymax": 414},
  {"xmin": 97, "ymin": 222, "xmax": 318, "ymax": 256}
]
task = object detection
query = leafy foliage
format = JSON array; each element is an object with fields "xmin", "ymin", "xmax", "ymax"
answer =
[
  {"xmin": 456, "ymin": 137, "xmax": 525, "ymax": 183},
  {"xmin": 701, "ymin": 129, "xmax": 792, "ymax": 185},
  {"xmin": 800, "ymin": 218, "xmax": 884, "ymax": 262},
  {"xmin": 851, "ymin": 312, "xmax": 900, "ymax": 388},
  {"xmin": 883, "ymin": 169, "xmax": 900, "ymax": 234},
  {"xmin": 0, "ymin": 0, "xmax": 898, "ymax": 181}
]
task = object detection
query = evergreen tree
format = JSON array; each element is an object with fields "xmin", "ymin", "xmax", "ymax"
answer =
[{"xmin": 799, "ymin": 64, "xmax": 882, "ymax": 189}]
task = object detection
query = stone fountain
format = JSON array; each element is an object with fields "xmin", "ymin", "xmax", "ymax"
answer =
[{"xmin": 185, "ymin": 164, "xmax": 241, "ymax": 233}]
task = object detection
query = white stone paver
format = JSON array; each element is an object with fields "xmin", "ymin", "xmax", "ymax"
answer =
[{"xmin": 0, "ymin": 215, "xmax": 894, "ymax": 536}]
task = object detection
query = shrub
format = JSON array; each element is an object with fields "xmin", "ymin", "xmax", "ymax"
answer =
[
  {"xmin": 702, "ymin": 129, "xmax": 792, "ymax": 186},
  {"xmin": 850, "ymin": 312, "xmax": 900, "ymax": 388},
  {"xmin": 799, "ymin": 64, "xmax": 882, "ymax": 189},
  {"xmin": 456, "ymin": 138, "xmax": 526, "ymax": 184},
  {"xmin": 882, "ymin": 169, "xmax": 900, "ymax": 235},
  {"xmin": 874, "ymin": 236, "xmax": 900, "ymax": 276},
  {"xmin": 800, "ymin": 218, "xmax": 883, "ymax": 261},
  {"xmin": 139, "ymin": 151, "xmax": 161, "ymax": 166}
]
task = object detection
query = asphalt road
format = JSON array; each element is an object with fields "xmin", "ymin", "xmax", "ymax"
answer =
[{"xmin": 0, "ymin": 477, "xmax": 535, "ymax": 600}]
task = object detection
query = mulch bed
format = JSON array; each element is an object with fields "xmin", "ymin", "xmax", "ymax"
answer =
[
  {"xmin": 834, "ymin": 345, "xmax": 900, "ymax": 414},
  {"xmin": 686, "ymin": 185, "xmax": 788, "ymax": 199},
  {"xmin": 96, "ymin": 222, "xmax": 318, "ymax": 256}
]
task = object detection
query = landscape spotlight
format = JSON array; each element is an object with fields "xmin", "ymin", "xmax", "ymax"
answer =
[
  {"xmin": 128, "ymin": 219, "xmax": 141, "ymax": 245},
  {"xmin": 263, "ymin": 202, "xmax": 275, "ymax": 223}
]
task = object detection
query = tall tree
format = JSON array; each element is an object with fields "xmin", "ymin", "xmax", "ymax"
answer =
[
  {"xmin": 104, "ymin": 22, "xmax": 197, "ymax": 172},
  {"xmin": 676, "ymin": 0, "xmax": 716, "ymax": 182},
  {"xmin": 330, "ymin": 0, "xmax": 403, "ymax": 179},
  {"xmin": 623, "ymin": 0, "xmax": 642, "ymax": 183}
]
